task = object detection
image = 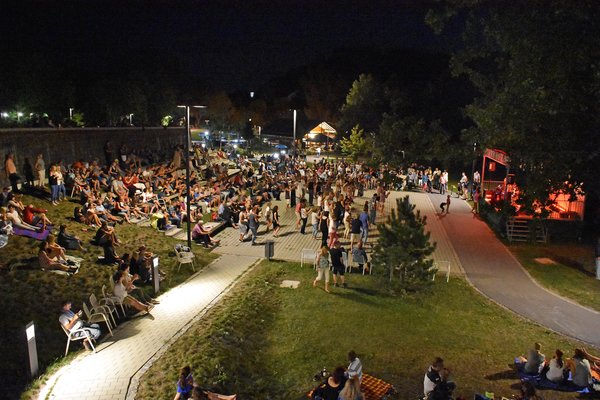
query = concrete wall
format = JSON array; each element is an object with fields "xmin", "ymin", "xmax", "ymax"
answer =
[{"xmin": 0, "ymin": 127, "xmax": 185, "ymax": 186}]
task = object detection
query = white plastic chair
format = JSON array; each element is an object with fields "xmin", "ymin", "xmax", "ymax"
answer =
[
  {"xmin": 342, "ymin": 251, "xmax": 349, "ymax": 272},
  {"xmin": 82, "ymin": 302, "xmax": 113, "ymax": 336},
  {"xmin": 300, "ymin": 248, "xmax": 318, "ymax": 269},
  {"xmin": 90, "ymin": 293, "xmax": 118, "ymax": 325},
  {"xmin": 101, "ymin": 284, "xmax": 126, "ymax": 317},
  {"xmin": 61, "ymin": 323, "xmax": 96, "ymax": 356},
  {"xmin": 175, "ymin": 245, "xmax": 195, "ymax": 272}
]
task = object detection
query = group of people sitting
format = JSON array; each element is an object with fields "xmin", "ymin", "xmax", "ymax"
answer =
[
  {"xmin": 519, "ymin": 342, "xmax": 599, "ymax": 390},
  {"xmin": 310, "ymin": 350, "xmax": 364, "ymax": 400}
]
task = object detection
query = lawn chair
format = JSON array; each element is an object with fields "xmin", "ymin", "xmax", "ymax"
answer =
[
  {"xmin": 300, "ymin": 248, "xmax": 318, "ymax": 269},
  {"xmin": 82, "ymin": 302, "xmax": 113, "ymax": 336},
  {"xmin": 101, "ymin": 284, "xmax": 126, "ymax": 317},
  {"xmin": 61, "ymin": 323, "xmax": 96, "ymax": 356},
  {"xmin": 89, "ymin": 293, "xmax": 119, "ymax": 325},
  {"xmin": 342, "ymin": 251, "xmax": 349, "ymax": 272},
  {"xmin": 175, "ymin": 244, "xmax": 195, "ymax": 272}
]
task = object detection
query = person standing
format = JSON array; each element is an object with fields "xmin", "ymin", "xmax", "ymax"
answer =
[
  {"xmin": 272, "ymin": 205, "xmax": 281, "ymax": 237},
  {"xmin": 330, "ymin": 241, "xmax": 346, "ymax": 288},
  {"xmin": 320, "ymin": 210, "xmax": 329, "ymax": 248},
  {"xmin": 34, "ymin": 154, "xmax": 45, "ymax": 188},
  {"xmin": 247, "ymin": 206, "xmax": 260, "ymax": 245},
  {"xmin": 313, "ymin": 246, "xmax": 330, "ymax": 293},
  {"xmin": 595, "ymin": 237, "xmax": 600, "ymax": 280},
  {"xmin": 359, "ymin": 204, "xmax": 369, "ymax": 244},
  {"xmin": 300, "ymin": 200, "xmax": 308, "ymax": 234},
  {"xmin": 4, "ymin": 153, "xmax": 20, "ymax": 193}
]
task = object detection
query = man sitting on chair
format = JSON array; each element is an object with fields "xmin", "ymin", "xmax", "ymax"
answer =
[
  {"xmin": 59, "ymin": 300, "xmax": 101, "ymax": 351},
  {"xmin": 351, "ymin": 241, "xmax": 369, "ymax": 273}
]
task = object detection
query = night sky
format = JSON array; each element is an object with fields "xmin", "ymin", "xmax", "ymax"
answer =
[{"xmin": 1, "ymin": 0, "xmax": 447, "ymax": 90}]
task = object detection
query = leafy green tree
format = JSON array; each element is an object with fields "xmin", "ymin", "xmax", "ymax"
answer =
[
  {"xmin": 339, "ymin": 73, "xmax": 387, "ymax": 134},
  {"xmin": 428, "ymin": 1, "xmax": 600, "ymax": 212},
  {"xmin": 372, "ymin": 196, "xmax": 436, "ymax": 291},
  {"xmin": 339, "ymin": 125, "xmax": 369, "ymax": 161}
]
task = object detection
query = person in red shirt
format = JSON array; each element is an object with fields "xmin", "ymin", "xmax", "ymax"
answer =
[{"xmin": 23, "ymin": 204, "xmax": 52, "ymax": 231}]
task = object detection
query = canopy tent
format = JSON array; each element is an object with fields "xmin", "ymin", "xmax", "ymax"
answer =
[{"xmin": 308, "ymin": 122, "xmax": 336, "ymax": 139}]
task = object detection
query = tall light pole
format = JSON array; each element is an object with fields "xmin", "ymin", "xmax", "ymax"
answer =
[
  {"xmin": 292, "ymin": 109, "xmax": 297, "ymax": 156},
  {"xmin": 69, "ymin": 107, "xmax": 74, "ymax": 119},
  {"xmin": 178, "ymin": 105, "xmax": 207, "ymax": 248},
  {"xmin": 128, "ymin": 113, "xmax": 134, "ymax": 126}
]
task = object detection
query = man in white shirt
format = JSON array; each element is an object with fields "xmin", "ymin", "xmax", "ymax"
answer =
[{"xmin": 346, "ymin": 350, "xmax": 363, "ymax": 383}]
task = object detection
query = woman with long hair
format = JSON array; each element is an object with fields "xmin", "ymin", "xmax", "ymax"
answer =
[
  {"xmin": 338, "ymin": 377, "xmax": 363, "ymax": 400},
  {"xmin": 546, "ymin": 349, "xmax": 565, "ymax": 383},
  {"xmin": 272, "ymin": 205, "xmax": 281, "ymax": 237},
  {"xmin": 313, "ymin": 246, "xmax": 330, "ymax": 293},
  {"xmin": 174, "ymin": 365, "xmax": 194, "ymax": 400}
]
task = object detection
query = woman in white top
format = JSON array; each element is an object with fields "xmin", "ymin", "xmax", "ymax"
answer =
[
  {"xmin": 327, "ymin": 211, "xmax": 338, "ymax": 248},
  {"xmin": 546, "ymin": 349, "xmax": 566, "ymax": 383},
  {"xmin": 113, "ymin": 270, "xmax": 153, "ymax": 313}
]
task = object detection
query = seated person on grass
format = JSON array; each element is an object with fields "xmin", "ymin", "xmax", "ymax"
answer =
[
  {"xmin": 38, "ymin": 241, "xmax": 78, "ymax": 274},
  {"xmin": 424, "ymin": 357, "xmax": 444, "ymax": 398},
  {"xmin": 520, "ymin": 342, "xmax": 545, "ymax": 375},
  {"xmin": 23, "ymin": 204, "xmax": 52, "ymax": 232},
  {"xmin": 312, "ymin": 366, "xmax": 346, "ymax": 400},
  {"xmin": 6, "ymin": 204, "xmax": 41, "ymax": 232},
  {"xmin": 57, "ymin": 224, "xmax": 86, "ymax": 251},
  {"xmin": 570, "ymin": 348, "xmax": 593, "ymax": 389}
]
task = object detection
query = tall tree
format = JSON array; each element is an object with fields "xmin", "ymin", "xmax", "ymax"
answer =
[
  {"xmin": 428, "ymin": 1, "xmax": 600, "ymax": 212},
  {"xmin": 372, "ymin": 196, "xmax": 436, "ymax": 291},
  {"xmin": 338, "ymin": 74, "xmax": 388, "ymax": 135}
]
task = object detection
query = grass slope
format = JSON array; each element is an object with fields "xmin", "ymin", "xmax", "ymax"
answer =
[
  {"xmin": 0, "ymin": 193, "xmax": 216, "ymax": 399},
  {"xmin": 137, "ymin": 260, "xmax": 589, "ymax": 400},
  {"xmin": 510, "ymin": 244, "xmax": 600, "ymax": 312}
]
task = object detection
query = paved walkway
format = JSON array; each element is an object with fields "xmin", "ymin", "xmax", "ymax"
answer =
[
  {"xmin": 422, "ymin": 191, "xmax": 600, "ymax": 348},
  {"xmin": 39, "ymin": 254, "xmax": 259, "ymax": 400}
]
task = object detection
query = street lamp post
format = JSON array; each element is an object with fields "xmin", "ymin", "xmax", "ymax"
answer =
[
  {"xmin": 470, "ymin": 142, "xmax": 477, "ymax": 200},
  {"xmin": 128, "ymin": 113, "xmax": 134, "ymax": 126},
  {"xmin": 178, "ymin": 105, "xmax": 207, "ymax": 249},
  {"xmin": 69, "ymin": 108, "xmax": 74, "ymax": 119}
]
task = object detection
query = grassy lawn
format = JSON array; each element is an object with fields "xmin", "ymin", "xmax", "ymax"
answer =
[
  {"xmin": 0, "ymin": 193, "xmax": 217, "ymax": 398},
  {"xmin": 137, "ymin": 260, "xmax": 590, "ymax": 400},
  {"xmin": 510, "ymin": 243, "xmax": 600, "ymax": 312}
]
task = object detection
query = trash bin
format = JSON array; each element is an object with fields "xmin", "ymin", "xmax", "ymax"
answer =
[{"xmin": 265, "ymin": 240, "xmax": 274, "ymax": 260}]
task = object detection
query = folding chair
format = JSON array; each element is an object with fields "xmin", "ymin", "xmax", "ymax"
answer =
[{"xmin": 351, "ymin": 252, "xmax": 371, "ymax": 275}]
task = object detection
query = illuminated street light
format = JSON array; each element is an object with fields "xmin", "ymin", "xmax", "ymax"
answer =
[
  {"xmin": 17, "ymin": 112, "xmax": 23, "ymax": 122},
  {"xmin": 1, "ymin": 112, "xmax": 8, "ymax": 118},
  {"xmin": 178, "ymin": 105, "xmax": 207, "ymax": 248},
  {"xmin": 69, "ymin": 107, "xmax": 74, "ymax": 119},
  {"xmin": 129, "ymin": 113, "xmax": 134, "ymax": 125}
]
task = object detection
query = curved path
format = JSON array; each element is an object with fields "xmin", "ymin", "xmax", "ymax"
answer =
[{"xmin": 418, "ymin": 191, "xmax": 600, "ymax": 348}]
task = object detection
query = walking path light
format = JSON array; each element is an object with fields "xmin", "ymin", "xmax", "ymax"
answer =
[{"xmin": 25, "ymin": 321, "xmax": 39, "ymax": 378}]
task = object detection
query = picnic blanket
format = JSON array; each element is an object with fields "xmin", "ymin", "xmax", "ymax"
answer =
[
  {"xmin": 13, "ymin": 225, "xmax": 52, "ymax": 241},
  {"xmin": 308, "ymin": 373, "xmax": 394, "ymax": 400}
]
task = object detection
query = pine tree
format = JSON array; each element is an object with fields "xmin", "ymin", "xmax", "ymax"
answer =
[{"xmin": 372, "ymin": 196, "xmax": 436, "ymax": 290}]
